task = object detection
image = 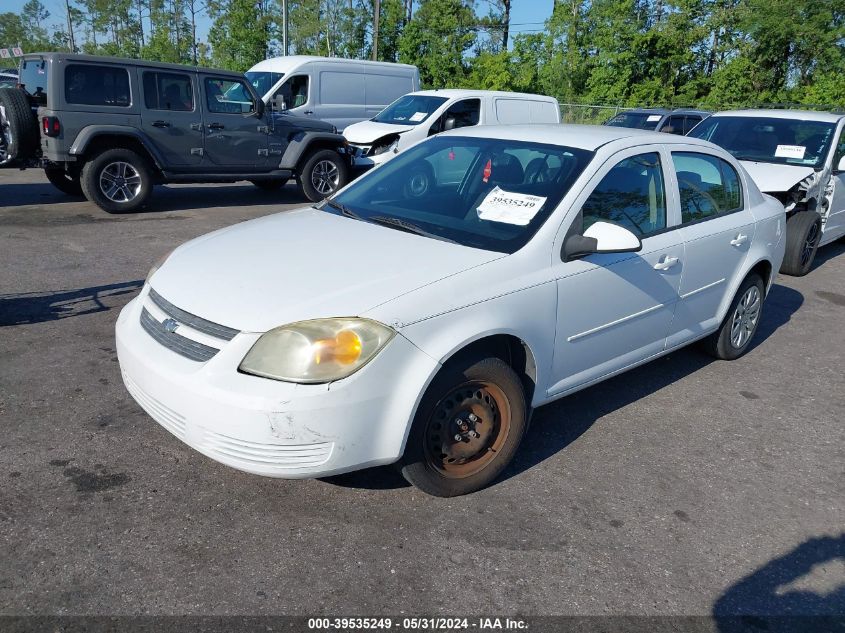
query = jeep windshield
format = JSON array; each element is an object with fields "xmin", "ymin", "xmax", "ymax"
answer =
[
  {"xmin": 322, "ymin": 136, "xmax": 593, "ymax": 254},
  {"xmin": 245, "ymin": 71, "xmax": 283, "ymax": 97},
  {"xmin": 372, "ymin": 95, "xmax": 448, "ymax": 126},
  {"xmin": 606, "ymin": 112, "xmax": 664, "ymax": 130},
  {"xmin": 689, "ymin": 116, "xmax": 836, "ymax": 168}
]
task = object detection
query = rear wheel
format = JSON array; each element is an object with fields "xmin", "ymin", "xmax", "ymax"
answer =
[
  {"xmin": 702, "ymin": 273, "xmax": 765, "ymax": 360},
  {"xmin": 398, "ymin": 356, "xmax": 527, "ymax": 497},
  {"xmin": 44, "ymin": 165, "xmax": 83, "ymax": 196},
  {"xmin": 250, "ymin": 178, "xmax": 287, "ymax": 191},
  {"xmin": 0, "ymin": 87, "xmax": 39, "ymax": 167},
  {"xmin": 80, "ymin": 148, "xmax": 154, "ymax": 213},
  {"xmin": 299, "ymin": 149, "xmax": 348, "ymax": 202},
  {"xmin": 780, "ymin": 210, "xmax": 822, "ymax": 276}
]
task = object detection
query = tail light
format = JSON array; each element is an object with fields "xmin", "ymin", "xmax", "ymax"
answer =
[{"xmin": 42, "ymin": 116, "xmax": 61, "ymax": 137}]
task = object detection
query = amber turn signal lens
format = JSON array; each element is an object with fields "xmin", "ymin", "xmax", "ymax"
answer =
[{"xmin": 314, "ymin": 329, "xmax": 362, "ymax": 365}]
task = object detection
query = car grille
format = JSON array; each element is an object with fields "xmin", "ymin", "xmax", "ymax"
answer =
[
  {"xmin": 203, "ymin": 429, "xmax": 333, "ymax": 470},
  {"xmin": 140, "ymin": 288, "xmax": 241, "ymax": 363}
]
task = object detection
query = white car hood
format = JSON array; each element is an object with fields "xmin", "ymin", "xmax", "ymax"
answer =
[
  {"xmin": 344, "ymin": 119, "xmax": 414, "ymax": 144},
  {"xmin": 739, "ymin": 160, "xmax": 816, "ymax": 193},
  {"xmin": 150, "ymin": 208, "xmax": 502, "ymax": 333}
]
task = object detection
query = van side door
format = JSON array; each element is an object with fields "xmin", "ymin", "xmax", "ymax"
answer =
[
  {"xmin": 139, "ymin": 69, "xmax": 203, "ymax": 167},
  {"xmin": 313, "ymin": 67, "xmax": 366, "ymax": 130}
]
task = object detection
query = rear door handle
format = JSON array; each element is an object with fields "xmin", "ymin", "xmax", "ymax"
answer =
[
  {"xmin": 303, "ymin": 110, "xmax": 314, "ymax": 115},
  {"xmin": 653, "ymin": 255, "xmax": 679, "ymax": 271},
  {"xmin": 190, "ymin": 122, "xmax": 203, "ymax": 131},
  {"xmin": 151, "ymin": 120, "xmax": 170, "ymax": 128},
  {"xmin": 730, "ymin": 233, "xmax": 748, "ymax": 247},
  {"xmin": 208, "ymin": 122, "xmax": 224, "ymax": 130}
]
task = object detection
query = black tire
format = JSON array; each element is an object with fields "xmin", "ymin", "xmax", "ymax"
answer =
[
  {"xmin": 44, "ymin": 165, "xmax": 83, "ymax": 196},
  {"xmin": 780, "ymin": 210, "xmax": 822, "ymax": 276},
  {"xmin": 80, "ymin": 148, "xmax": 154, "ymax": 213},
  {"xmin": 0, "ymin": 87, "xmax": 39, "ymax": 167},
  {"xmin": 398, "ymin": 356, "xmax": 527, "ymax": 497},
  {"xmin": 299, "ymin": 149, "xmax": 348, "ymax": 202},
  {"xmin": 250, "ymin": 178, "xmax": 288, "ymax": 191},
  {"xmin": 702, "ymin": 273, "xmax": 765, "ymax": 360},
  {"xmin": 403, "ymin": 161, "xmax": 434, "ymax": 198}
]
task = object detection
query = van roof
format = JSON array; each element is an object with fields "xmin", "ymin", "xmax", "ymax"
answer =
[
  {"xmin": 409, "ymin": 88, "xmax": 559, "ymax": 103},
  {"xmin": 249, "ymin": 56, "xmax": 418, "ymax": 73}
]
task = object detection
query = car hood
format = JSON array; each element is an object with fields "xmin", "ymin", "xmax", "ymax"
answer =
[
  {"xmin": 150, "ymin": 208, "xmax": 503, "ymax": 333},
  {"xmin": 739, "ymin": 160, "xmax": 816, "ymax": 193},
  {"xmin": 344, "ymin": 119, "xmax": 414, "ymax": 144}
]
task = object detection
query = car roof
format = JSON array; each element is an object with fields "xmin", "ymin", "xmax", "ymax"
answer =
[
  {"xmin": 21, "ymin": 52, "xmax": 244, "ymax": 78},
  {"xmin": 439, "ymin": 123, "xmax": 718, "ymax": 151},
  {"xmin": 408, "ymin": 88, "xmax": 558, "ymax": 102},
  {"xmin": 249, "ymin": 55, "xmax": 417, "ymax": 73},
  {"xmin": 710, "ymin": 109, "xmax": 845, "ymax": 123}
]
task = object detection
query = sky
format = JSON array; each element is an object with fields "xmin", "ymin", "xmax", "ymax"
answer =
[{"xmin": 3, "ymin": 0, "xmax": 555, "ymax": 52}]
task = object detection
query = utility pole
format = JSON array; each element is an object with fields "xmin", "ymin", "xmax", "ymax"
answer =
[
  {"xmin": 282, "ymin": 0, "xmax": 289, "ymax": 55},
  {"xmin": 64, "ymin": 0, "xmax": 76, "ymax": 52},
  {"xmin": 372, "ymin": 0, "xmax": 380, "ymax": 60}
]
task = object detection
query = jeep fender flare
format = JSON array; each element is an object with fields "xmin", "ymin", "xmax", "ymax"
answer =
[
  {"xmin": 279, "ymin": 131, "xmax": 346, "ymax": 172},
  {"xmin": 69, "ymin": 125, "xmax": 166, "ymax": 170}
]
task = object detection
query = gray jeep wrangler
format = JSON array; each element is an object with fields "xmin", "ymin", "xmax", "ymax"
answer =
[{"xmin": 0, "ymin": 53, "xmax": 352, "ymax": 212}]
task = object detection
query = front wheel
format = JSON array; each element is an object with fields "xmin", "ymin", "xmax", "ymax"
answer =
[
  {"xmin": 398, "ymin": 356, "xmax": 527, "ymax": 497},
  {"xmin": 80, "ymin": 148, "xmax": 154, "ymax": 213},
  {"xmin": 702, "ymin": 273, "xmax": 765, "ymax": 360},
  {"xmin": 299, "ymin": 149, "xmax": 348, "ymax": 202},
  {"xmin": 780, "ymin": 210, "xmax": 822, "ymax": 276},
  {"xmin": 44, "ymin": 166, "xmax": 83, "ymax": 196}
]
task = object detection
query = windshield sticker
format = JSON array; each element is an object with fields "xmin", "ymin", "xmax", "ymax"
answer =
[
  {"xmin": 409, "ymin": 111, "xmax": 427, "ymax": 122},
  {"xmin": 477, "ymin": 186, "xmax": 547, "ymax": 226},
  {"xmin": 647, "ymin": 115, "xmax": 662, "ymax": 122},
  {"xmin": 774, "ymin": 144, "xmax": 806, "ymax": 159}
]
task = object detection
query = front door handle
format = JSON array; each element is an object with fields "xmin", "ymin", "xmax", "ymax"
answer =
[
  {"xmin": 207, "ymin": 122, "xmax": 225, "ymax": 130},
  {"xmin": 730, "ymin": 233, "xmax": 748, "ymax": 247},
  {"xmin": 152, "ymin": 120, "xmax": 170, "ymax": 128},
  {"xmin": 653, "ymin": 255, "xmax": 679, "ymax": 271}
]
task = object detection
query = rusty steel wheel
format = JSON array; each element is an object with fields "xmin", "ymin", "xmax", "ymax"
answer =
[
  {"xmin": 399, "ymin": 356, "xmax": 527, "ymax": 497},
  {"xmin": 424, "ymin": 382, "xmax": 511, "ymax": 478}
]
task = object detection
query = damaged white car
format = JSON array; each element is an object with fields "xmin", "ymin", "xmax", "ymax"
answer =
[{"xmin": 689, "ymin": 110, "xmax": 845, "ymax": 275}]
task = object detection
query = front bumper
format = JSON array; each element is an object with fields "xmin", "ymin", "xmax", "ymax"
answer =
[{"xmin": 116, "ymin": 286, "xmax": 440, "ymax": 478}]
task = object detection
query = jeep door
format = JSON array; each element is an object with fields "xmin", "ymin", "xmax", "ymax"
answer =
[
  {"xmin": 139, "ymin": 70, "xmax": 203, "ymax": 167},
  {"xmin": 200, "ymin": 74, "xmax": 269, "ymax": 170}
]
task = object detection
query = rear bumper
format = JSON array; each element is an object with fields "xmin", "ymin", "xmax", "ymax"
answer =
[{"xmin": 115, "ymin": 286, "xmax": 440, "ymax": 478}]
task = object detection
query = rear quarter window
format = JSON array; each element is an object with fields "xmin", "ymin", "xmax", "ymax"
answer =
[
  {"xmin": 19, "ymin": 59, "xmax": 49, "ymax": 106},
  {"xmin": 65, "ymin": 64, "xmax": 131, "ymax": 107}
]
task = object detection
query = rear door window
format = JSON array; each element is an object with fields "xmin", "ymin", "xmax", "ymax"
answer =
[
  {"xmin": 143, "ymin": 71, "xmax": 194, "ymax": 111},
  {"xmin": 672, "ymin": 152, "xmax": 743, "ymax": 224},
  {"xmin": 65, "ymin": 64, "xmax": 130, "ymax": 107}
]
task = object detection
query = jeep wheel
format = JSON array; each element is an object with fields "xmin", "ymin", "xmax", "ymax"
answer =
[
  {"xmin": 44, "ymin": 166, "xmax": 83, "ymax": 196},
  {"xmin": 250, "ymin": 178, "xmax": 288, "ymax": 191},
  {"xmin": 80, "ymin": 148, "xmax": 153, "ymax": 213},
  {"xmin": 780, "ymin": 210, "xmax": 822, "ymax": 276},
  {"xmin": 300, "ymin": 149, "xmax": 348, "ymax": 202},
  {"xmin": 0, "ymin": 88, "xmax": 39, "ymax": 167}
]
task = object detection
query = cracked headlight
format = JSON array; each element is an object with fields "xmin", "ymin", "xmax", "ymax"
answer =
[{"xmin": 239, "ymin": 318, "xmax": 395, "ymax": 383}]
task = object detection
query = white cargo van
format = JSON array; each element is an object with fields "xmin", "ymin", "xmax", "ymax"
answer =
[
  {"xmin": 343, "ymin": 89, "xmax": 561, "ymax": 169},
  {"xmin": 245, "ymin": 56, "xmax": 419, "ymax": 131}
]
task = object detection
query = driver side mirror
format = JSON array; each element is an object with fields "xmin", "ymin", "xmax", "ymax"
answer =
[
  {"xmin": 443, "ymin": 116, "xmax": 457, "ymax": 131},
  {"xmin": 272, "ymin": 95, "xmax": 287, "ymax": 112},
  {"xmin": 562, "ymin": 221, "xmax": 642, "ymax": 261}
]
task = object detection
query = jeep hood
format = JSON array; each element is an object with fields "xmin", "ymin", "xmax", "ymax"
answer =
[
  {"xmin": 739, "ymin": 160, "xmax": 816, "ymax": 194},
  {"xmin": 344, "ymin": 119, "xmax": 414, "ymax": 144},
  {"xmin": 149, "ymin": 208, "xmax": 503, "ymax": 333},
  {"xmin": 271, "ymin": 111, "xmax": 335, "ymax": 132}
]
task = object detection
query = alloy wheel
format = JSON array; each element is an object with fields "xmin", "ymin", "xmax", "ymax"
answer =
[
  {"xmin": 729, "ymin": 285, "xmax": 761, "ymax": 349},
  {"xmin": 311, "ymin": 159, "xmax": 339, "ymax": 195},
  {"xmin": 0, "ymin": 114, "xmax": 13, "ymax": 165},
  {"xmin": 800, "ymin": 221, "xmax": 820, "ymax": 266},
  {"xmin": 99, "ymin": 161, "xmax": 142, "ymax": 203}
]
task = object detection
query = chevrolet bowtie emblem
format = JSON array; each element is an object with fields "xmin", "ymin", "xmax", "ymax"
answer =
[{"xmin": 162, "ymin": 318, "xmax": 179, "ymax": 333}]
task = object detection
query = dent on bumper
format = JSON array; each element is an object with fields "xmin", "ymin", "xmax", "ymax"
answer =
[{"xmin": 115, "ymin": 294, "xmax": 440, "ymax": 478}]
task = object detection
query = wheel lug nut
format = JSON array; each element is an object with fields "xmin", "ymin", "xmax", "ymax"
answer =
[
  {"xmin": 468, "ymin": 413, "xmax": 478, "ymax": 422},
  {"xmin": 454, "ymin": 434, "xmax": 463, "ymax": 442}
]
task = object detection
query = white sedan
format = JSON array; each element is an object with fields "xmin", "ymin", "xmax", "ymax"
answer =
[{"xmin": 116, "ymin": 125, "xmax": 786, "ymax": 497}]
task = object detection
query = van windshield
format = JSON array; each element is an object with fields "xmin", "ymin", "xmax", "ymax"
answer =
[
  {"xmin": 245, "ymin": 71, "xmax": 283, "ymax": 97},
  {"xmin": 373, "ymin": 95, "xmax": 448, "ymax": 125}
]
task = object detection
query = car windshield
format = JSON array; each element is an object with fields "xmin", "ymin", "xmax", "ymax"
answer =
[
  {"xmin": 245, "ymin": 71, "xmax": 283, "ymax": 96},
  {"xmin": 372, "ymin": 95, "xmax": 448, "ymax": 125},
  {"xmin": 688, "ymin": 116, "xmax": 836, "ymax": 168},
  {"xmin": 606, "ymin": 112, "xmax": 664, "ymax": 130},
  {"xmin": 323, "ymin": 136, "xmax": 594, "ymax": 254}
]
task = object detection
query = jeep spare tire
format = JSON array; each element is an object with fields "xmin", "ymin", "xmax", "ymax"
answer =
[{"xmin": 0, "ymin": 87, "xmax": 39, "ymax": 167}]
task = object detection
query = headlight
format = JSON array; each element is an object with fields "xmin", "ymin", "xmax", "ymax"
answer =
[
  {"xmin": 239, "ymin": 318, "xmax": 395, "ymax": 383},
  {"xmin": 146, "ymin": 248, "xmax": 174, "ymax": 282}
]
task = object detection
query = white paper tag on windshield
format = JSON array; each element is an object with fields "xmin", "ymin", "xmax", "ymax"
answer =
[
  {"xmin": 774, "ymin": 144, "xmax": 806, "ymax": 159},
  {"xmin": 647, "ymin": 115, "xmax": 662, "ymax": 122},
  {"xmin": 409, "ymin": 111, "xmax": 427, "ymax": 122},
  {"xmin": 476, "ymin": 186, "xmax": 547, "ymax": 225}
]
